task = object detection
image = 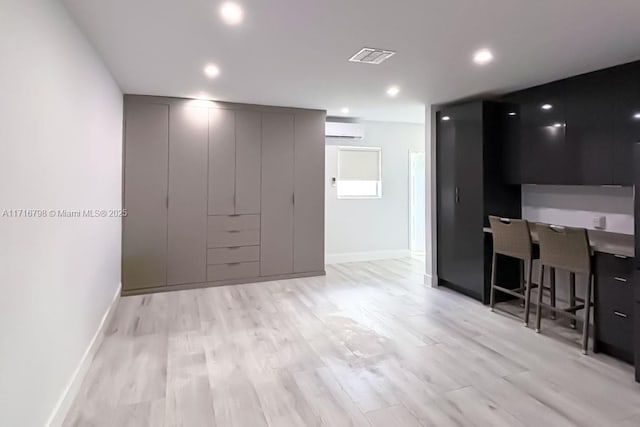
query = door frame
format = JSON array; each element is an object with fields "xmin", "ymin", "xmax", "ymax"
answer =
[{"xmin": 409, "ymin": 150, "xmax": 426, "ymax": 254}]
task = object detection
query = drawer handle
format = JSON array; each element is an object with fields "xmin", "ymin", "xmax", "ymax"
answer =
[
  {"xmin": 614, "ymin": 255, "xmax": 628, "ymax": 259},
  {"xmin": 614, "ymin": 311, "xmax": 628, "ymax": 318},
  {"xmin": 227, "ymin": 262, "xmax": 240, "ymax": 266},
  {"xmin": 228, "ymin": 230, "xmax": 241, "ymax": 233},
  {"xmin": 614, "ymin": 277, "xmax": 627, "ymax": 283}
]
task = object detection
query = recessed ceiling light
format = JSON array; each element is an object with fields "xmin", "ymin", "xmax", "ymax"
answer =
[
  {"xmin": 341, "ymin": 107, "xmax": 350, "ymax": 114},
  {"xmin": 442, "ymin": 116, "xmax": 451, "ymax": 121},
  {"xmin": 473, "ymin": 48, "xmax": 494, "ymax": 65},
  {"xmin": 204, "ymin": 64, "xmax": 220, "ymax": 78},
  {"xmin": 220, "ymin": 1, "xmax": 244, "ymax": 25},
  {"xmin": 508, "ymin": 112, "xmax": 517, "ymax": 116},
  {"xmin": 633, "ymin": 112, "xmax": 640, "ymax": 120},
  {"xmin": 386, "ymin": 86, "xmax": 400, "ymax": 97},
  {"xmin": 542, "ymin": 104, "xmax": 553, "ymax": 110}
]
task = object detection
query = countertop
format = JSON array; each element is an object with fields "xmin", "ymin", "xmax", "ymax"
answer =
[{"xmin": 483, "ymin": 222, "xmax": 635, "ymax": 258}]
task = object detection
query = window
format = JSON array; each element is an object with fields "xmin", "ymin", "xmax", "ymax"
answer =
[{"xmin": 336, "ymin": 146, "xmax": 382, "ymax": 199}]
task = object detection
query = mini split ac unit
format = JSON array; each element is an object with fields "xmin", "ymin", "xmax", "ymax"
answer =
[{"xmin": 325, "ymin": 121, "xmax": 365, "ymax": 140}]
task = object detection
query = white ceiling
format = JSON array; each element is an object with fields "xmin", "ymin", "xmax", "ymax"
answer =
[{"xmin": 62, "ymin": 0, "xmax": 640, "ymax": 124}]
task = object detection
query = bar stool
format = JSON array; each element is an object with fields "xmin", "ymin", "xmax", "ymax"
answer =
[
  {"xmin": 488, "ymin": 216, "xmax": 536, "ymax": 326},
  {"xmin": 535, "ymin": 224, "xmax": 594, "ymax": 354}
]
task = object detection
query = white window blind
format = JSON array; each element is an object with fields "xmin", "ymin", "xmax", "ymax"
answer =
[
  {"xmin": 336, "ymin": 147, "xmax": 382, "ymax": 199},
  {"xmin": 338, "ymin": 148, "xmax": 381, "ymax": 181}
]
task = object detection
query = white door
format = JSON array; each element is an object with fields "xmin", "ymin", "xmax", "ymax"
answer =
[{"xmin": 409, "ymin": 151, "xmax": 426, "ymax": 254}]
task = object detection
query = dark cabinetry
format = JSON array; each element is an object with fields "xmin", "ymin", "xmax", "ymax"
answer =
[
  {"xmin": 502, "ymin": 60, "xmax": 640, "ymax": 185},
  {"xmin": 613, "ymin": 63, "xmax": 640, "ymax": 185},
  {"xmin": 504, "ymin": 82, "xmax": 569, "ymax": 184},
  {"xmin": 436, "ymin": 101, "xmax": 521, "ymax": 303},
  {"xmin": 564, "ymin": 69, "xmax": 616, "ymax": 185},
  {"xmin": 594, "ymin": 253, "xmax": 635, "ymax": 363}
]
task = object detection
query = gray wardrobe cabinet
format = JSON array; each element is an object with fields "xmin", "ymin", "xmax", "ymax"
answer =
[
  {"xmin": 208, "ymin": 109, "xmax": 262, "ymax": 215},
  {"xmin": 122, "ymin": 96, "xmax": 325, "ymax": 295},
  {"xmin": 122, "ymin": 102, "xmax": 169, "ymax": 290},
  {"xmin": 167, "ymin": 106, "xmax": 208, "ymax": 286},
  {"xmin": 260, "ymin": 112, "xmax": 295, "ymax": 276}
]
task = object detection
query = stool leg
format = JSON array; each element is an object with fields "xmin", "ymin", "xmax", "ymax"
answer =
[
  {"xmin": 569, "ymin": 272, "xmax": 577, "ymax": 329},
  {"xmin": 550, "ymin": 267, "xmax": 557, "ymax": 320},
  {"xmin": 489, "ymin": 251, "xmax": 497, "ymax": 311},
  {"xmin": 582, "ymin": 273, "xmax": 594, "ymax": 355},
  {"xmin": 536, "ymin": 264, "xmax": 545, "ymax": 333},
  {"xmin": 520, "ymin": 260, "xmax": 525, "ymax": 307},
  {"xmin": 524, "ymin": 259, "xmax": 533, "ymax": 327}
]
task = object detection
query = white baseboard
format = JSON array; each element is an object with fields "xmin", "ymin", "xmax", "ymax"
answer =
[
  {"xmin": 424, "ymin": 273, "xmax": 438, "ymax": 287},
  {"xmin": 47, "ymin": 283, "xmax": 121, "ymax": 427},
  {"xmin": 326, "ymin": 249, "xmax": 412, "ymax": 264}
]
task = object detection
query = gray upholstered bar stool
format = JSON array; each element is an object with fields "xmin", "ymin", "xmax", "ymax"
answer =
[
  {"xmin": 535, "ymin": 224, "xmax": 594, "ymax": 354},
  {"xmin": 488, "ymin": 216, "xmax": 536, "ymax": 326}
]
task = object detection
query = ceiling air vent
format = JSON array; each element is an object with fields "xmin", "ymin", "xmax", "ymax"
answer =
[{"xmin": 348, "ymin": 47, "xmax": 396, "ymax": 65}]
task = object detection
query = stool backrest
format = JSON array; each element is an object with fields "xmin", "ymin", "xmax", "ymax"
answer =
[
  {"xmin": 537, "ymin": 224, "xmax": 591, "ymax": 274},
  {"xmin": 489, "ymin": 216, "xmax": 532, "ymax": 260}
]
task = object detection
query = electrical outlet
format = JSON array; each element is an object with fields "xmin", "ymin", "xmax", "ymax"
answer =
[{"xmin": 593, "ymin": 215, "xmax": 606, "ymax": 230}]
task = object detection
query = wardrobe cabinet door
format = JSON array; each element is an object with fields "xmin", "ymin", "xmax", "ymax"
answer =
[
  {"xmin": 261, "ymin": 112, "xmax": 295, "ymax": 276},
  {"xmin": 167, "ymin": 106, "xmax": 209, "ymax": 285},
  {"xmin": 293, "ymin": 110, "xmax": 326, "ymax": 273},
  {"xmin": 518, "ymin": 82, "xmax": 570, "ymax": 184},
  {"xmin": 235, "ymin": 111, "xmax": 262, "ymax": 214},
  {"xmin": 209, "ymin": 109, "xmax": 236, "ymax": 215},
  {"xmin": 612, "ymin": 62, "xmax": 640, "ymax": 185},
  {"xmin": 122, "ymin": 102, "xmax": 169, "ymax": 291},
  {"xmin": 565, "ymin": 70, "xmax": 615, "ymax": 185}
]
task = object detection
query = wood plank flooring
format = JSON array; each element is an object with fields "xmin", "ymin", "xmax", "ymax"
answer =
[{"xmin": 64, "ymin": 258, "xmax": 640, "ymax": 426}]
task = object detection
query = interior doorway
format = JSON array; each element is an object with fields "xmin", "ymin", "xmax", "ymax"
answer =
[{"xmin": 409, "ymin": 151, "xmax": 426, "ymax": 255}]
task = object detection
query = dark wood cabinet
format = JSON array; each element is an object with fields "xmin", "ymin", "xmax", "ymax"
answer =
[
  {"xmin": 612, "ymin": 63, "xmax": 640, "ymax": 185},
  {"xmin": 502, "ymin": 82, "xmax": 571, "ymax": 184},
  {"xmin": 635, "ymin": 302, "xmax": 640, "ymax": 382},
  {"xmin": 564, "ymin": 69, "xmax": 616, "ymax": 185},
  {"xmin": 501, "ymin": 60, "xmax": 640, "ymax": 185},
  {"xmin": 436, "ymin": 101, "xmax": 521, "ymax": 303},
  {"xmin": 594, "ymin": 253, "xmax": 635, "ymax": 363}
]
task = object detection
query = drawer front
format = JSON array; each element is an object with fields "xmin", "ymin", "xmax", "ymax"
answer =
[
  {"xmin": 597, "ymin": 253, "xmax": 634, "ymax": 281},
  {"xmin": 207, "ymin": 246, "xmax": 259, "ymax": 265},
  {"xmin": 598, "ymin": 275, "xmax": 634, "ymax": 315},
  {"xmin": 207, "ymin": 262, "xmax": 259, "ymax": 282},
  {"xmin": 597, "ymin": 306, "xmax": 633, "ymax": 353},
  {"xmin": 208, "ymin": 229, "xmax": 260, "ymax": 248},
  {"xmin": 208, "ymin": 215, "xmax": 260, "ymax": 232}
]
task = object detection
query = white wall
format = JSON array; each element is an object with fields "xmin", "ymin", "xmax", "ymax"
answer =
[
  {"xmin": 0, "ymin": 1, "xmax": 123, "ymax": 426},
  {"xmin": 522, "ymin": 185, "xmax": 634, "ymax": 235},
  {"xmin": 325, "ymin": 121, "xmax": 425, "ymax": 263}
]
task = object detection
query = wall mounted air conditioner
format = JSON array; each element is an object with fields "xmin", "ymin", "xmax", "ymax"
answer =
[{"xmin": 325, "ymin": 121, "xmax": 365, "ymax": 140}]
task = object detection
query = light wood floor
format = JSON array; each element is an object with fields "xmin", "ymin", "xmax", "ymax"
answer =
[{"xmin": 64, "ymin": 258, "xmax": 640, "ymax": 427}]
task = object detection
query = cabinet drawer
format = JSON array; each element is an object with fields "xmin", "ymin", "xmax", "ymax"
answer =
[
  {"xmin": 208, "ymin": 229, "xmax": 260, "ymax": 248},
  {"xmin": 207, "ymin": 246, "xmax": 259, "ymax": 265},
  {"xmin": 208, "ymin": 215, "xmax": 260, "ymax": 231},
  {"xmin": 597, "ymin": 253, "xmax": 634, "ymax": 280},
  {"xmin": 597, "ymin": 306, "xmax": 633, "ymax": 355},
  {"xmin": 207, "ymin": 262, "xmax": 259, "ymax": 282},
  {"xmin": 598, "ymin": 275, "xmax": 634, "ymax": 315}
]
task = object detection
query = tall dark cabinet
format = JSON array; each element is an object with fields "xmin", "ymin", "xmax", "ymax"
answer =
[{"xmin": 436, "ymin": 101, "xmax": 521, "ymax": 303}]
